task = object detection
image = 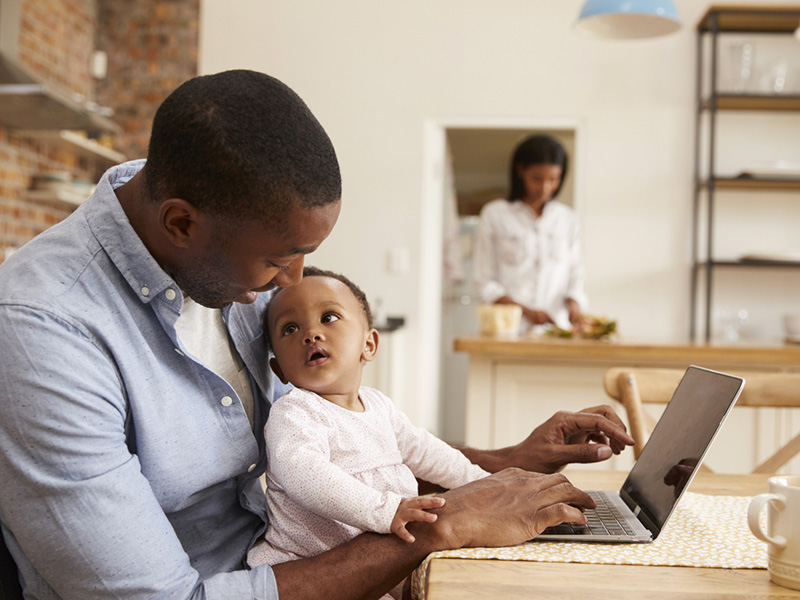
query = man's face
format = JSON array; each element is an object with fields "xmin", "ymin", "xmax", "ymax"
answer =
[
  {"xmin": 174, "ymin": 201, "xmax": 341, "ymax": 308},
  {"xmin": 267, "ymin": 276, "xmax": 376, "ymax": 398}
]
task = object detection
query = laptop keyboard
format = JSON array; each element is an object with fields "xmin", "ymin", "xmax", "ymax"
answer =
[{"xmin": 542, "ymin": 491, "xmax": 636, "ymax": 536}]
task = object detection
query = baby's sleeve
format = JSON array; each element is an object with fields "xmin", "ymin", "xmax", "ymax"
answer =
[{"xmin": 383, "ymin": 393, "xmax": 489, "ymax": 489}]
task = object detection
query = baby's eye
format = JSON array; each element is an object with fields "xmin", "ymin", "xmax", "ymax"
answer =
[
  {"xmin": 321, "ymin": 313, "xmax": 340, "ymax": 324},
  {"xmin": 281, "ymin": 324, "xmax": 298, "ymax": 336}
]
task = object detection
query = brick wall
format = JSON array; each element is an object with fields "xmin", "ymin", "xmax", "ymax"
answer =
[
  {"xmin": 0, "ymin": 0, "xmax": 199, "ymax": 264},
  {"xmin": 96, "ymin": 0, "xmax": 200, "ymax": 161}
]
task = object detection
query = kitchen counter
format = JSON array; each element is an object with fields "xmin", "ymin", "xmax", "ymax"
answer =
[
  {"xmin": 454, "ymin": 335, "xmax": 800, "ymax": 366},
  {"xmin": 454, "ymin": 335, "xmax": 800, "ymax": 472}
]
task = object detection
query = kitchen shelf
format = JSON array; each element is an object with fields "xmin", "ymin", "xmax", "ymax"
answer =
[
  {"xmin": 691, "ymin": 5, "xmax": 800, "ymax": 342},
  {"xmin": 25, "ymin": 187, "xmax": 87, "ymax": 207},
  {"xmin": 697, "ymin": 260, "xmax": 800, "ymax": 269},
  {"xmin": 698, "ymin": 6, "xmax": 800, "ymax": 33},
  {"xmin": 702, "ymin": 95, "xmax": 800, "ymax": 111},
  {"xmin": 18, "ymin": 130, "xmax": 125, "ymax": 165},
  {"xmin": 701, "ymin": 177, "xmax": 800, "ymax": 191},
  {"xmin": 0, "ymin": 55, "xmax": 119, "ymax": 134}
]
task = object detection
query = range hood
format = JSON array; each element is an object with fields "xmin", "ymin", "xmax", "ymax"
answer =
[{"xmin": 0, "ymin": 0, "xmax": 119, "ymax": 133}]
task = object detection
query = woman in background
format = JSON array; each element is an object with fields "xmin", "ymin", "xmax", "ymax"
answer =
[{"xmin": 473, "ymin": 134, "xmax": 587, "ymax": 332}]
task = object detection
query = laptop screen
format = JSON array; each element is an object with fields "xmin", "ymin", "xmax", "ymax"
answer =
[{"xmin": 620, "ymin": 366, "xmax": 744, "ymax": 536}]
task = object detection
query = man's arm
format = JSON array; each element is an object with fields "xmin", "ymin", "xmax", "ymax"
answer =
[
  {"xmin": 272, "ymin": 469, "xmax": 594, "ymax": 600},
  {"xmin": 0, "ymin": 306, "xmax": 275, "ymax": 599},
  {"xmin": 457, "ymin": 405, "xmax": 634, "ymax": 474}
]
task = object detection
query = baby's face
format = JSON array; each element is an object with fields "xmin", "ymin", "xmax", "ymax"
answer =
[{"xmin": 267, "ymin": 276, "xmax": 376, "ymax": 396}]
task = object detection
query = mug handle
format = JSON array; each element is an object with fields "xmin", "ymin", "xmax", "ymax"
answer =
[{"xmin": 748, "ymin": 493, "xmax": 788, "ymax": 548}]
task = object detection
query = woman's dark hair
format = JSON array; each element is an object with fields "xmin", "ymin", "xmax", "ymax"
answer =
[
  {"xmin": 508, "ymin": 134, "xmax": 568, "ymax": 202},
  {"xmin": 143, "ymin": 69, "xmax": 341, "ymax": 227}
]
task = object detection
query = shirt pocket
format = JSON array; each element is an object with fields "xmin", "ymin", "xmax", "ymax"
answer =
[
  {"xmin": 547, "ymin": 232, "xmax": 571, "ymax": 263},
  {"xmin": 494, "ymin": 235, "xmax": 526, "ymax": 265}
]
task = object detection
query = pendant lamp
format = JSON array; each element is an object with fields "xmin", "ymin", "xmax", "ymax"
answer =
[{"xmin": 575, "ymin": 0, "xmax": 681, "ymax": 40}]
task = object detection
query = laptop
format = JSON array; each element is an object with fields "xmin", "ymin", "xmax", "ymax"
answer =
[{"xmin": 536, "ymin": 365, "xmax": 745, "ymax": 543}]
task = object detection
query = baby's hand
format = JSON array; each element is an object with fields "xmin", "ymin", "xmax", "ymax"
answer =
[{"xmin": 391, "ymin": 496, "xmax": 446, "ymax": 543}]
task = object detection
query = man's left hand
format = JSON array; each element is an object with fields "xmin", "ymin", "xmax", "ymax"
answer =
[{"xmin": 505, "ymin": 405, "xmax": 634, "ymax": 474}]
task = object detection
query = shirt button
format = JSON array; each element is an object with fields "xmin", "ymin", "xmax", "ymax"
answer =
[
  {"xmin": 165, "ymin": 288, "xmax": 177, "ymax": 301},
  {"xmin": 221, "ymin": 396, "xmax": 233, "ymax": 407},
  {"xmin": 141, "ymin": 286, "xmax": 150, "ymax": 296},
  {"xmin": 247, "ymin": 463, "xmax": 257, "ymax": 473}
]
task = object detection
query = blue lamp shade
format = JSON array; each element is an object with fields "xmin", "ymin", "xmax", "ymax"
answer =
[{"xmin": 575, "ymin": 0, "xmax": 681, "ymax": 39}]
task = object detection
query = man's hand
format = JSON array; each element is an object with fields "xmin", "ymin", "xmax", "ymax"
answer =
[
  {"xmin": 391, "ymin": 496, "xmax": 446, "ymax": 543},
  {"xmin": 504, "ymin": 406, "xmax": 634, "ymax": 474},
  {"xmin": 421, "ymin": 469, "xmax": 595, "ymax": 549}
]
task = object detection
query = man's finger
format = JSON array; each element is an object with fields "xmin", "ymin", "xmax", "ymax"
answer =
[
  {"xmin": 545, "ymin": 442, "xmax": 615, "ymax": 465},
  {"xmin": 567, "ymin": 412, "xmax": 635, "ymax": 447},
  {"xmin": 533, "ymin": 503, "xmax": 589, "ymax": 536}
]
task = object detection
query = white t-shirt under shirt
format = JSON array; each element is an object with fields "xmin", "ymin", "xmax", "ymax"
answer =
[
  {"xmin": 248, "ymin": 386, "xmax": 489, "ymax": 566},
  {"xmin": 174, "ymin": 296, "xmax": 255, "ymax": 427},
  {"xmin": 473, "ymin": 198, "xmax": 587, "ymax": 330}
]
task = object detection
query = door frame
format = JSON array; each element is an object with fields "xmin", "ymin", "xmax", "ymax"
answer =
[{"xmin": 418, "ymin": 116, "xmax": 585, "ymax": 437}]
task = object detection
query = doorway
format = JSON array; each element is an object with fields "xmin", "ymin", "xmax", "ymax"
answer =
[{"xmin": 426, "ymin": 119, "xmax": 582, "ymax": 444}]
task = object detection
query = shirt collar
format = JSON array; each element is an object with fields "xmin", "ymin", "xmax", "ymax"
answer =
[{"xmin": 84, "ymin": 160, "xmax": 182, "ymax": 307}]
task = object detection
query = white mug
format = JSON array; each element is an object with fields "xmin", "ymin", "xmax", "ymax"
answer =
[{"xmin": 748, "ymin": 475, "xmax": 800, "ymax": 590}]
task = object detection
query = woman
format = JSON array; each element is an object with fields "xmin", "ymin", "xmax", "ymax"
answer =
[{"xmin": 473, "ymin": 134, "xmax": 587, "ymax": 332}]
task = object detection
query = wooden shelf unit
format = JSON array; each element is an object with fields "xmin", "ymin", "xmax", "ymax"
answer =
[{"xmin": 691, "ymin": 5, "xmax": 800, "ymax": 342}]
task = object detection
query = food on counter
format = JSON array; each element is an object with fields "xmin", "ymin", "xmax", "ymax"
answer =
[{"xmin": 544, "ymin": 315, "xmax": 617, "ymax": 340}]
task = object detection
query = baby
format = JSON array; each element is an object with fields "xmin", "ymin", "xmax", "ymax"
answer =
[{"xmin": 247, "ymin": 267, "xmax": 488, "ymax": 594}]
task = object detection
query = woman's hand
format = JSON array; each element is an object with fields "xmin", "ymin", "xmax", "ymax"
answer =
[{"xmin": 522, "ymin": 306, "xmax": 555, "ymax": 326}]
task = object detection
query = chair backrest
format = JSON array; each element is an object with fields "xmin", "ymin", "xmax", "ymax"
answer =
[
  {"xmin": 0, "ymin": 529, "xmax": 23, "ymax": 600},
  {"xmin": 604, "ymin": 367, "xmax": 800, "ymax": 474}
]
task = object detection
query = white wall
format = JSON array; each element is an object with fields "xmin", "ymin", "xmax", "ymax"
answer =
[{"xmin": 198, "ymin": 0, "xmax": 800, "ymax": 434}]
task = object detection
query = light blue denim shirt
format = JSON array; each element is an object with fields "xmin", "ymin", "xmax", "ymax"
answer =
[{"xmin": 0, "ymin": 160, "xmax": 289, "ymax": 599}]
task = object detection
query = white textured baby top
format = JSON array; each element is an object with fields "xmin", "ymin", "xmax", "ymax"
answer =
[{"xmin": 248, "ymin": 386, "xmax": 488, "ymax": 566}]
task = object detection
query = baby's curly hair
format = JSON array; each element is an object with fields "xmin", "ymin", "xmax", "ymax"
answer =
[{"xmin": 262, "ymin": 266, "xmax": 374, "ymax": 349}]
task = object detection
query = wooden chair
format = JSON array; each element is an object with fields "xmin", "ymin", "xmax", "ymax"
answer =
[{"xmin": 603, "ymin": 367, "xmax": 800, "ymax": 474}]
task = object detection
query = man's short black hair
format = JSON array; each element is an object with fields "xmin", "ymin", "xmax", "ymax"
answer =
[
  {"xmin": 508, "ymin": 134, "xmax": 568, "ymax": 201},
  {"xmin": 143, "ymin": 70, "xmax": 341, "ymax": 226},
  {"xmin": 262, "ymin": 266, "xmax": 374, "ymax": 350}
]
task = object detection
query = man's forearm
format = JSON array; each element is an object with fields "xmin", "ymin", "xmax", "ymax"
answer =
[
  {"xmin": 272, "ymin": 526, "xmax": 440, "ymax": 600},
  {"xmin": 457, "ymin": 445, "xmax": 531, "ymax": 474}
]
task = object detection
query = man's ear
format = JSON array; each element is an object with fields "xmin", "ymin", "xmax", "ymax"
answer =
[
  {"xmin": 269, "ymin": 357, "xmax": 289, "ymax": 384},
  {"xmin": 361, "ymin": 329, "xmax": 379, "ymax": 363},
  {"xmin": 159, "ymin": 198, "xmax": 207, "ymax": 250}
]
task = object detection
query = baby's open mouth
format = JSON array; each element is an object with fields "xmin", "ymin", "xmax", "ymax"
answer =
[{"xmin": 306, "ymin": 346, "xmax": 329, "ymax": 365}]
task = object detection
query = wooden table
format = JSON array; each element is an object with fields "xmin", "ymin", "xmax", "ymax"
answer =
[
  {"xmin": 454, "ymin": 336, "xmax": 800, "ymax": 472},
  {"xmin": 425, "ymin": 469, "xmax": 800, "ymax": 600}
]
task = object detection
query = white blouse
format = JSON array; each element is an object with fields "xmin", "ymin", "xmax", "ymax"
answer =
[{"xmin": 473, "ymin": 198, "xmax": 587, "ymax": 330}]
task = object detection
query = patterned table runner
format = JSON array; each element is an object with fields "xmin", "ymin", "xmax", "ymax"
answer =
[{"xmin": 411, "ymin": 492, "xmax": 767, "ymax": 599}]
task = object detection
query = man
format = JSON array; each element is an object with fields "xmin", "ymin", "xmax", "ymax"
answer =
[{"xmin": 0, "ymin": 70, "xmax": 632, "ymax": 599}]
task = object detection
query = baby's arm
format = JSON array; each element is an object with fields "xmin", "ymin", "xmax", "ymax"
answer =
[
  {"xmin": 380, "ymin": 391, "xmax": 490, "ymax": 489},
  {"xmin": 391, "ymin": 496, "xmax": 446, "ymax": 543}
]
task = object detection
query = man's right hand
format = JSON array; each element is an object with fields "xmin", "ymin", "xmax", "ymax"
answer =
[{"xmin": 418, "ymin": 469, "xmax": 594, "ymax": 550}]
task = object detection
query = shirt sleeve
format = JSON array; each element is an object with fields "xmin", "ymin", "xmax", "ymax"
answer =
[
  {"xmin": 0, "ymin": 305, "xmax": 277, "ymax": 600},
  {"xmin": 266, "ymin": 397, "xmax": 402, "ymax": 534},
  {"xmin": 472, "ymin": 202, "xmax": 508, "ymax": 304},
  {"xmin": 383, "ymin": 396, "xmax": 489, "ymax": 489}
]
